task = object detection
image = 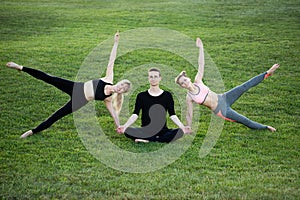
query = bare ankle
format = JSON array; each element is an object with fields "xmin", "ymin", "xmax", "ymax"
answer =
[
  {"xmin": 20, "ymin": 130, "xmax": 33, "ymax": 138},
  {"xmin": 267, "ymin": 126, "xmax": 276, "ymax": 132},
  {"xmin": 267, "ymin": 63, "xmax": 280, "ymax": 75},
  {"xmin": 6, "ymin": 62, "xmax": 23, "ymax": 71}
]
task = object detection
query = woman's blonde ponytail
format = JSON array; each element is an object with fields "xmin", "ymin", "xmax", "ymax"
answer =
[
  {"xmin": 112, "ymin": 93, "xmax": 124, "ymax": 116},
  {"xmin": 112, "ymin": 79, "xmax": 131, "ymax": 116}
]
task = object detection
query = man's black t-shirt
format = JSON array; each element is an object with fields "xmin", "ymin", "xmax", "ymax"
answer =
[{"xmin": 133, "ymin": 90, "xmax": 176, "ymax": 135}]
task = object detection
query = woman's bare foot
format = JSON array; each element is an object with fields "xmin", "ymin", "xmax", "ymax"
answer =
[
  {"xmin": 135, "ymin": 139, "xmax": 149, "ymax": 143},
  {"xmin": 267, "ymin": 63, "xmax": 280, "ymax": 75},
  {"xmin": 20, "ymin": 130, "xmax": 33, "ymax": 138},
  {"xmin": 267, "ymin": 126, "xmax": 276, "ymax": 132},
  {"xmin": 6, "ymin": 62, "xmax": 23, "ymax": 71}
]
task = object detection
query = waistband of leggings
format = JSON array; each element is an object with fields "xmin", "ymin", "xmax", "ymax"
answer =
[{"xmin": 213, "ymin": 94, "xmax": 223, "ymax": 114}]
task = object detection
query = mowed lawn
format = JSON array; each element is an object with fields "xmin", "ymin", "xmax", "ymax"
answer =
[{"xmin": 0, "ymin": 0, "xmax": 299, "ymax": 199}]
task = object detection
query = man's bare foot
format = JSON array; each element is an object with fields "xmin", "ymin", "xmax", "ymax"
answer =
[
  {"xmin": 135, "ymin": 139, "xmax": 149, "ymax": 143},
  {"xmin": 20, "ymin": 130, "xmax": 33, "ymax": 138},
  {"xmin": 267, "ymin": 126, "xmax": 276, "ymax": 132},
  {"xmin": 267, "ymin": 63, "xmax": 280, "ymax": 75},
  {"xmin": 6, "ymin": 62, "xmax": 23, "ymax": 71}
]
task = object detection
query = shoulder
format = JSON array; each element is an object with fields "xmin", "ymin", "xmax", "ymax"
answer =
[
  {"xmin": 162, "ymin": 91, "xmax": 174, "ymax": 102},
  {"xmin": 100, "ymin": 78, "xmax": 113, "ymax": 85},
  {"xmin": 136, "ymin": 91, "xmax": 148, "ymax": 98},
  {"xmin": 104, "ymin": 96, "xmax": 113, "ymax": 102},
  {"xmin": 138, "ymin": 90, "xmax": 148, "ymax": 95},
  {"xmin": 194, "ymin": 80, "xmax": 204, "ymax": 85},
  {"xmin": 163, "ymin": 90, "xmax": 173, "ymax": 97},
  {"xmin": 193, "ymin": 79, "xmax": 200, "ymax": 84}
]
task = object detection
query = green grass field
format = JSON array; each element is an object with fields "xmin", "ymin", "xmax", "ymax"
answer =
[{"xmin": 1, "ymin": 0, "xmax": 299, "ymax": 199}]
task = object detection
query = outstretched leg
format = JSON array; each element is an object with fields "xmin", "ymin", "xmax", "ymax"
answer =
[
  {"xmin": 225, "ymin": 107, "xmax": 276, "ymax": 132},
  {"xmin": 6, "ymin": 62, "xmax": 75, "ymax": 96},
  {"xmin": 21, "ymin": 100, "xmax": 73, "ymax": 138},
  {"xmin": 21, "ymin": 97, "xmax": 88, "ymax": 138},
  {"xmin": 225, "ymin": 64, "xmax": 280, "ymax": 106},
  {"xmin": 20, "ymin": 83, "xmax": 88, "ymax": 138}
]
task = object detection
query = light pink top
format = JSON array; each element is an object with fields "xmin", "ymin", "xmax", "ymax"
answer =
[{"xmin": 188, "ymin": 82, "xmax": 210, "ymax": 104}]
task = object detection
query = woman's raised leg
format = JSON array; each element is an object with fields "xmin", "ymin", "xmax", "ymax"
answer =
[
  {"xmin": 225, "ymin": 64, "xmax": 280, "ymax": 106},
  {"xmin": 7, "ymin": 62, "xmax": 75, "ymax": 96}
]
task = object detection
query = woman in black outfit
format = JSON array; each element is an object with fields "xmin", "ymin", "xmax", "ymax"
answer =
[{"xmin": 6, "ymin": 32, "xmax": 131, "ymax": 138}]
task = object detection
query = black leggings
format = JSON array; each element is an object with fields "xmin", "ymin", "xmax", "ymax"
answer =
[
  {"xmin": 22, "ymin": 67, "xmax": 88, "ymax": 133},
  {"xmin": 124, "ymin": 128, "xmax": 184, "ymax": 143}
]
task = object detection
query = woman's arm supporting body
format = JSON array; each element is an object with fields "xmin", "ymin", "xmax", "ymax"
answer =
[{"xmin": 104, "ymin": 97, "xmax": 120, "ymax": 128}]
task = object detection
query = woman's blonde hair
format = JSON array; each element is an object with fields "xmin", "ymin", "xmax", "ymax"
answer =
[
  {"xmin": 112, "ymin": 79, "xmax": 131, "ymax": 116},
  {"xmin": 175, "ymin": 71, "xmax": 187, "ymax": 85}
]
